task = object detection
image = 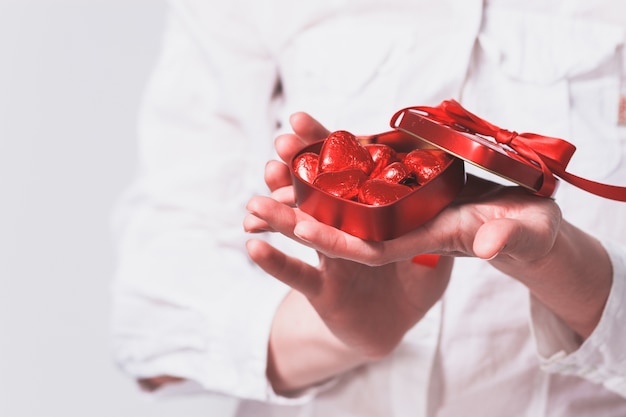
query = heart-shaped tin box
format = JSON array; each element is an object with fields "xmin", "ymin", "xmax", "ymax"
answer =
[{"xmin": 290, "ymin": 129, "xmax": 466, "ymax": 241}]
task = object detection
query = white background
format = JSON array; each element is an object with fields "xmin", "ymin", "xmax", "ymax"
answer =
[{"xmin": 0, "ymin": 1, "xmax": 237, "ymax": 416}]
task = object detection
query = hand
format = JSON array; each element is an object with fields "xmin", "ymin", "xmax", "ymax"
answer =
[
  {"xmin": 246, "ymin": 112, "xmax": 452, "ymax": 357},
  {"xmin": 244, "ymin": 113, "xmax": 454, "ymax": 393},
  {"xmin": 246, "ymin": 226, "xmax": 452, "ymax": 359}
]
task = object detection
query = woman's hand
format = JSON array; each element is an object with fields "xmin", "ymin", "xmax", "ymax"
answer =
[
  {"xmin": 245, "ymin": 212, "xmax": 453, "ymax": 359},
  {"xmin": 246, "ymin": 115, "xmax": 452, "ymax": 357},
  {"xmin": 244, "ymin": 113, "xmax": 454, "ymax": 393}
]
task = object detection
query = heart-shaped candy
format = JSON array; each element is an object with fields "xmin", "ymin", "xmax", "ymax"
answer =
[
  {"xmin": 372, "ymin": 161, "xmax": 412, "ymax": 185},
  {"xmin": 358, "ymin": 179, "xmax": 413, "ymax": 206},
  {"xmin": 364, "ymin": 144, "xmax": 399, "ymax": 178},
  {"xmin": 318, "ymin": 130, "xmax": 374, "ymax": 175},
  {"xmin": 313, "ymin": 169, "xmax": 368, "ymax": 200},
  {"xmin": 293, "ymin": 152, "xmax": 319, "ymax": 184},
  {"xmin": 403, "ymin": 149, "xmax": 450, "ymax": 184}
]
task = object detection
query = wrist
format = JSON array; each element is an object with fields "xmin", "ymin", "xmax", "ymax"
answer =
[
  {"xmin": 267, "ymin": 290, "xmax": 370, "ymax": 395},
  {"xmin": 490, "ymin": 220, "xmax": 612, "ymax": 339}
]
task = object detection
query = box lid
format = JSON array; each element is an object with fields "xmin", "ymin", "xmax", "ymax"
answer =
[{"xmin": 390, "ymin": 100, "xmax": 626, "ymax": 201}]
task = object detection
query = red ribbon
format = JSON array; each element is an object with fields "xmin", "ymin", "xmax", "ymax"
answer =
[{"xmin": 391, "ymin": 100, "xmax": 626, "ymax": 201}]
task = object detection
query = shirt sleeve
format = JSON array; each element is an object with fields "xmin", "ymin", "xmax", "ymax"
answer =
[
  {"xmin": 109, "ymin": 1, "xmax": 317, "ymax": 403},
  {"xmin": 529, "ymin": 238, "xmax": 626, "ymax": 397}
]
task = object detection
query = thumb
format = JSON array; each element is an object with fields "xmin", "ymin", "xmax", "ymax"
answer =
[
  {"xmin": 472, "ymin": 218, "xmax": 513, "ymax": 260},
  {"xmin": 473, "ymin": 218, "xmax": 554, "ymax": 261}
]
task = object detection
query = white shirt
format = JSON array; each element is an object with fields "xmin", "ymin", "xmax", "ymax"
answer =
[{"xmin": 110, "ymin": 0, "xmax": 626, "ymax": 416}]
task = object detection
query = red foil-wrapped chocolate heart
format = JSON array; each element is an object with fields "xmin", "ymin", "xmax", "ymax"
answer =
[
  {"xmin": 312, "ymin": 169, "xmax": 368, "ymax": 200},
  {"xmin": 358, "ymin": 179, "xmax": 413, "ymax": 206},
  {"xmin": 293, "ymin": 152, "xmax": 319, "ymax": 184},
  {"xmin": 403, "ymin": 149, "xmax": 450, "ymax": 184},
  {"xmin": 365, "ymin": 144, "xmax": 399, "ymax": 177},
  {"xmin": 318, "ymin": 130, "xmax": 374, "ymax": 175},
  {"xmin": 372, "ymin": 161, "xmax": 412, "ymax": 185}
]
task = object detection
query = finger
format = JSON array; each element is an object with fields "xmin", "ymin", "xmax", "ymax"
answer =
[
  {"xmin": 275, "ymin": 113, "xmax": 330, "ymax": 163},
  {"xmin": 243, "ymin": 213, "xmax": 273, "ymax": 233},
  {"xmin": 246, "ymin": 195, "xmax": 301, "ymax": 239},
  {"xmin": 264, "ymin": 160, "xmax": 293, "ymax": 192},
  {"xmin": 289, "ymin": 112, "xmax": 330, "ymax": 142},
  {"xmin": 270, "ymin": 185, "xmax": 296, "ymax": 206},
  {"xmin": 275, "ymin": 133, "xmax": 308, "ymax": 164},
  {"xmin": 293, "ymin": 212, "xmax": 475, "ymax": 265},
  {"xmin": 292, "ymin": 220, "xmax": 405, "ymax": 266},
  {"xmin": 246, "ymin": 239, "xmax": 322, "ymax": 295}
]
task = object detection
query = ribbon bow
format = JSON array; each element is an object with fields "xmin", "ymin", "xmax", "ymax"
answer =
[{"xmin": 391, "ymin": 99, "xmax": 626, "ymax": 201}]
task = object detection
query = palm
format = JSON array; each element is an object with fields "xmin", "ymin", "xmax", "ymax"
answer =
[
  {"xmin": 307, "ymin": 254, "xmax": 451, "ymax": 357},
  {"xmin": 245, "ymin": 228, "xmax": 452, "ymax": 358}
]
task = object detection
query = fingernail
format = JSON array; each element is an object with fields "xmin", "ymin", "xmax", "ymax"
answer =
[
  {"xmin": 293, "ymin": 224, "xmax": 310, "ymax": 242},
  {"xmin": 485, "ymin": 244, "xmax": 506, "ymax": 260}
]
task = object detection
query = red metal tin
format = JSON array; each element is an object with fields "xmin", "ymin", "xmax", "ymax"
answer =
[
  {"xmin": 392, "ymin": 108, "xmax": 546, "ymax": 193},
  {"xmin": 291, "ymin": 130, "xmax": 466, "ymax": 241}
]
